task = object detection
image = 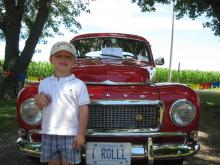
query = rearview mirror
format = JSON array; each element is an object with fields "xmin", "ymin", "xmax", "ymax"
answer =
[{"xmin": 155, "ymin": 57, "xmax": 164, "ymax": 65}]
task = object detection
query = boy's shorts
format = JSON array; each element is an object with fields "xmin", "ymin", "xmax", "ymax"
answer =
[{"xmin": 40, "ymin": 134, "xmax": 81, "ymax": 164}]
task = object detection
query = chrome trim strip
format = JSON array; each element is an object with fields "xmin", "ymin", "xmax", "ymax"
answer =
[
  {"xmin": 85, "ymin": 80, "xmax": 149, "ymax": 85},
  {"xmin": 148, "ymin": 137, "xmax": 154, "ymax": 164},
  {"xmin": 16, "ymin": 130, "xmax": 200, "ymax": 160},
  {"xmin": 90, "ymin": 100, "xmax": 162, "ymax": 105},
  {"xmin": 16, "ymin": 137, "xmax": 41, "ymax": 157},
  {"xmin": 86, "ymin": 130, "xmax": 187, "ymax": 137},
  {"xmin": 28, "ymin": 129, "xmax": 187, "ymax": 138}
]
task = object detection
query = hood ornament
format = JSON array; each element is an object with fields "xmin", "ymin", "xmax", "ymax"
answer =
[{"xmin": 135, "ymin": 114, "xmax": 143, "ymax": 122}]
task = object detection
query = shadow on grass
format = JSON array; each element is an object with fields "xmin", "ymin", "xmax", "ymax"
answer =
[
  {"xmin": 0, "ymin": 99, "xmax": 17, "ymax": 132},
  {"xmin": 196, "ymin": 90, "xmax": 220, "ymax": 106},
  {"xmin": 186, "ymin": 102, "xmax": 220, "ymax": 165},
  {"xmin": 184, "ymin": 91, "xmax": 220, "ymax": 164}
]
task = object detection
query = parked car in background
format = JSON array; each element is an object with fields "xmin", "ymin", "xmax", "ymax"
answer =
[{"xmin": 16, "ymin": 33, "xmax": 200, "ymax": 165}]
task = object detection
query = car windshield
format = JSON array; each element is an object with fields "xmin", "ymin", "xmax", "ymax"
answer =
[{"xmin": 73, "ymin": 37, "xmax": 153, "ymax": 62}]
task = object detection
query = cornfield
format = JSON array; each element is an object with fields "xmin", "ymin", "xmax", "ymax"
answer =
[
  {"xmin": 27, "ymin": 62, "xmax": 220, "ymax": 84},
  {"xmin": 1, "ymin": 60, "xmax": 220, "ymax": 84},
  {"xmin": 156, "ymin": 68, "xmax": 220, "ymax": 84},
  {"xmin": 27, "ymin": 61, "xmax": 54, "ymax": 78}
]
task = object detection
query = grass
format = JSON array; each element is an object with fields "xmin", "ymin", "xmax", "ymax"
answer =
[
  {"xmin": 0, "ymin": 99, "xmax": 17, "ymax": 132},
  {"xmin": 200, "ymin": 103, "xmax": 220, "ymax": 131},
  {"xmin": 196, "ymin": 90, "xmax": 220, "ymax": 106},
  {"xmin": 197, "ymin": 90, "xmax": 220, "ymax": 131}
]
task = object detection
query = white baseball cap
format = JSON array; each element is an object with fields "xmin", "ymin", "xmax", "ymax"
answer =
[{"xmin": 50, "ymin": 41, "xmax": 77, "ymax": 58}]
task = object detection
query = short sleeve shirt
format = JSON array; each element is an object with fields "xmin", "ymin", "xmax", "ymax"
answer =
[{"xmin": 38, "ymin": 74, "xmax": 90, "ymax": 135}]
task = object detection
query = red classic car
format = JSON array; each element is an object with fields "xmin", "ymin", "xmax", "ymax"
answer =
[{"xmin": 16, "ymin": 33, "xmax": 200, "ymax": 165}]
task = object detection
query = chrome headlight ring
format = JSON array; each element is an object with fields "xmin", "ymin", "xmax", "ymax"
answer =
[
  {"xmin": 170, "ymin": 99, "xmax": 196, "ymax": 127},
  {"xmin": 20, "ymin": 98, "xmax": 42, "ymax": 126}
]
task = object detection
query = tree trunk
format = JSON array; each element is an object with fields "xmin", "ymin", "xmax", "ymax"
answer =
[
  {"xmin": 0, "ymin": 0, "xmax": 51, "ymax": 100},
  {"xmin": 0, "ymin": 0, "xmax": 24, "ymax": 99}
]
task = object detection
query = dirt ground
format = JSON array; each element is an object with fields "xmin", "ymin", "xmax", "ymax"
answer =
[{"xmin": 0, "ymin": 102, "xmax": 219, "ymax": 165}]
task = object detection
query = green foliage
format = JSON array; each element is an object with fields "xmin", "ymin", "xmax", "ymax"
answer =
[
  {"xmin": 40, "ymin": 0, "xmax": 92, "ymax": 39},
  {"xmin": 27, "ymin": 61, "xmax": 53, "ymax": 77},
  {"xmin": 132, "ymin": 0, "xmax": 220, "ymax": 37},
  {"xmin": 0, "ymin": 0, "xmax": 93, "ymax": 41},
  {"xmin": 0, "ymin": 59, "xmax": 3, "ymax": 72},
  {"xmin": 26, "ymin": 61, "xmax": 220, "ymax": 84},
  {"xmin": 156, "ymin": 68, "xmax": 220, "ymax": 84}
]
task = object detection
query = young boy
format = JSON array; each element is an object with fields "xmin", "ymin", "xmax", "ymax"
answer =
[{"xmin": 35, "ymin": 41, "xmax": 90, "ymax": 165}]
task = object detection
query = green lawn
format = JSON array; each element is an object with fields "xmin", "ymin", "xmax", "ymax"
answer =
[
  {"xmin": 0, "ymin": 99, "xmax": 17, "ymax": 132},
  {"xmin": 196, "ymin": 90, "xmax": 220, "ymax": 130},
  {"xmin": 196, "ymin": 90, "xmax": 220, "ymax": 106}
]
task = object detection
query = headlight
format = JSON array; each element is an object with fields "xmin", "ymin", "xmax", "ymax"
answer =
[
  {"xmin": 170, "ymin": 99, "xmax": 196, "ymax": 127},
  {"xmin": 20, "ymin": 98, "xmax": 42, "ymax": 126}
]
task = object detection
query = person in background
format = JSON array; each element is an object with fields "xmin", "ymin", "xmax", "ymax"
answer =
[{"xmin": 35, "ymin": 41, "xmax": 90, "ymax": 165}]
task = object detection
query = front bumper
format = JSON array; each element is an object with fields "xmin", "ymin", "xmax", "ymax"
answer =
[{"xmin": 16, "ymin": 129, "xmax": 200, "ymax": 163}]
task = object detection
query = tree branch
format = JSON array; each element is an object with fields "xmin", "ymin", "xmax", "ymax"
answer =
[
  {"xmin": 16, "ymin": 0, "xmax": 26, "ymax": 22},
  {"xmin": 4, "ymin": 0, "xmax": 15, "ymax": 12},
  {"xmin": 0, "ymin": 14, "xmax": 6, "ymax": 31},
  {"xmin": 3, "ymin": 0, "xmax": 25, "ymax": 37},
  {"xmin": 16, "ymin": 0, "xmax": 52, "ymax": 73}
]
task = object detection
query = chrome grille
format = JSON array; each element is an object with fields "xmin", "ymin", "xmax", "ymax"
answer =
[{"xmin": 88, "ymin": 101, "xmax": 162, "ymax": 129}]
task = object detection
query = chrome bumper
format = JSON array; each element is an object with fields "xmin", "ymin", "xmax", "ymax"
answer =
[{"xmin": 16, "ymin": 129, "xmax": 200, "ymax": 163}]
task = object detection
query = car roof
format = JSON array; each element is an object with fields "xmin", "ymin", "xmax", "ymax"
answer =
[{"xmin": 70, "ymin": 33, "xmax": 150, "ymax": 44}]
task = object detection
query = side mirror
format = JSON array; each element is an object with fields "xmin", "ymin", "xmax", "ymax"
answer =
[{"xmin": 155, "ymin": 57, "xmax": 164, "ymax": 65}]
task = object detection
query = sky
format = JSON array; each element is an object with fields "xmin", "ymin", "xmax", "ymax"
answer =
[{"xmin": 0, "ymin": 0, "xmax": 220, "ymax": 71}]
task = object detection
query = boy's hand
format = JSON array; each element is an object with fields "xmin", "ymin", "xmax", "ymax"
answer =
[
  {"xmin": 34, "ymin": 93, "xmax": 51, "ymax": 110},
  {"xmin": 73, "ymin": 134, "xmax": 85, "ymax": 149}
]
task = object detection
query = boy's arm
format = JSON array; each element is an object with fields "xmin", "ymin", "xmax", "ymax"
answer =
[
  {"xmin": 79, "ymin": 104, "xmax": 89, "ymax": 135},
  {"xmin": 74, "ymin": 104, "xmax": 89, "ymax": 148}
]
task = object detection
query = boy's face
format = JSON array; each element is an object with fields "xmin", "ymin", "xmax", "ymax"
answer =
[{"xmin": 50, "ymin": 51, "xmax": 76, "ymax": 73}]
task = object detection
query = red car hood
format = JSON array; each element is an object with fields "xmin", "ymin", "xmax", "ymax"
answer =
[{"xmin": 72, "ymin": 59, "xmax": 151, "ymax": 83}]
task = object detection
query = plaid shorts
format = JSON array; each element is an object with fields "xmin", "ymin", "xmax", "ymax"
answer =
[{"xmin": 40, "ymin": 134, "xmax": 81, "ymax": 164}]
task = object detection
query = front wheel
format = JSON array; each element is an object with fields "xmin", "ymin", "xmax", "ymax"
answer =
[{"xmin": 154, "ymin": 159, "xmax": 184, "ymax": 165}]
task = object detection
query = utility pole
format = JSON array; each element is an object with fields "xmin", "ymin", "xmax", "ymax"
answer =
[{"xmin": 168, "ymin": 0, "xmax": 175, "ymax": 82}]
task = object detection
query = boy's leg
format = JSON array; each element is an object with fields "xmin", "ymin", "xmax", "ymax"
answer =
[
  {"xmin": 59, "ymin": 136, "xmax": 81, "ymax": 165},
  {"xmin": 48, "ymin": 159, "xmax": 61, "ymax": 165},
  {"xmin": 61, "ymin": 160, "xmax": 74, "ymax": 165},
  {"xmin": 41, "ymin": 134, "xmax": 61, "ymax": 164}
]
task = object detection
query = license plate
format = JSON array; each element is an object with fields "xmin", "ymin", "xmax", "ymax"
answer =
[{"xmin": 86, "ymin": 142, "xmax": 131, "ymax": 165}]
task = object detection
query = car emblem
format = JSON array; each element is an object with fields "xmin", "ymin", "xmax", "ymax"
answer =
[
  {"xmin": 135, "ymin": 114, "xmax": 143, "ymax": 122},
  {"xmin": 124, "ymin": 93, "xmax": 128, "ymax": 98},
  {"xmin": 140, "ymin": 95, "xmax": 145, "ymax": 98}
]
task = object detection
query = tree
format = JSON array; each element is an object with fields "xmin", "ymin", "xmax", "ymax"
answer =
[
  {"xmin": 0, "ymin": 0, "xmax": 93, "ymax": 99},
  {"xmin": 131, "ymin": 0, "xmax": 220, "ymax": 37}
]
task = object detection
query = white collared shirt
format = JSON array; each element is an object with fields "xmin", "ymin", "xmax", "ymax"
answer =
[{"xmin": 38, "ymin": 74, "xmax": 90, "ymax": 135}]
